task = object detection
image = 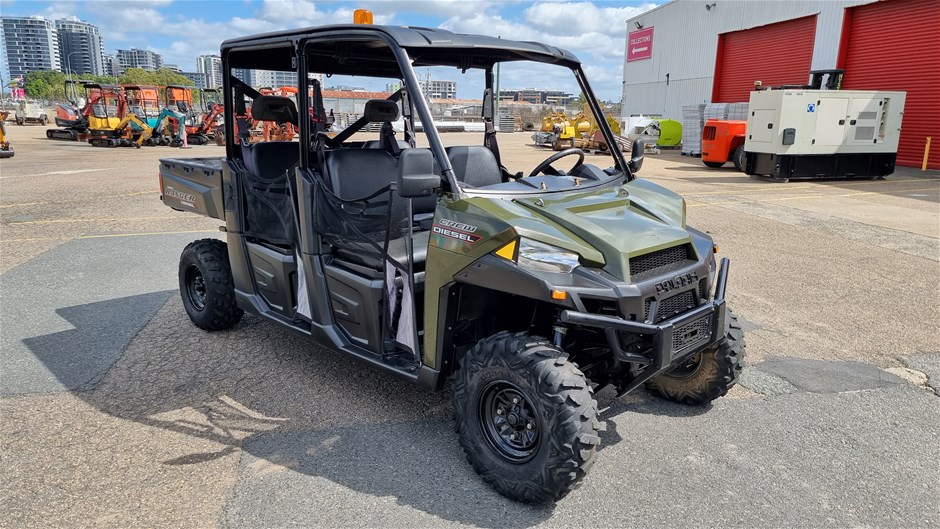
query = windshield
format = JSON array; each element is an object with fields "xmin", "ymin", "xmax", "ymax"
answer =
[
  {"xmin": 431, "ymin": 61, "xmax": 623, "ymax": 195},
  {"xmin": 318, "ymin": 60, "xmax": 626, "ymax": 196}
]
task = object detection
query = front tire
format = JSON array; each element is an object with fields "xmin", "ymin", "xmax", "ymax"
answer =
[
  {"xmin": 179, "ymin": 239, "xmax": 243, "ymax": 331},
  {"xmin": 703, "ymin": 160, "xmax": 726, "ymax": 168},
  {"xmin": 453, "ymin": 332, "xmax": 602, "ymax": 503},
  {"xmin": 645, "ymin": 310, "xmax": 745, "ymax": 405}
]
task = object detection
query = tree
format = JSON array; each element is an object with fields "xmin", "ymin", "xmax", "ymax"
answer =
[
  {"xmin": 117, "ymin": 67, "xmax": 157, "ymax": 85},
  {"xmin": 119, "ymin": 68, "xmax": 196, "ymax": 102},
  {"xmin": 22, "ymin": 70, "xmax": 118, "ymax": 101},
  {"xmin": 118, "ymin": 68, "xmax": 193, "ymax": 89},
  {"xmin": 24, "ymin": 70, "xmax": 64, "ymax": 100}
]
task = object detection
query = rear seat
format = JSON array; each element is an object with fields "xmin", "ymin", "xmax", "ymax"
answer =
[{"xmin": 244, "ymin": 141, "xmax": 300, "ymax": 182}]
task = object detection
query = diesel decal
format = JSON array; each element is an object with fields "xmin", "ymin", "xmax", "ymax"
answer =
[
  {"xmin": 438, "ymin": 218, "xmax": 478, "ymax": 232},
  {"xmin": 433, "ymin": 224, "xmax": 482, "ymax": 244},
  {"xmin": 655, "ymin": 272, "xmax": 699, "ymax": 295},
  {"xmin": 164, "ymin": 186, "xmax": 196, "ymax": 205}
]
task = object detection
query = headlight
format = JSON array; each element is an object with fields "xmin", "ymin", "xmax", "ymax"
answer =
[{"xmin": 516, "ymin": 238, "xmax": 580, "ymax": 273}]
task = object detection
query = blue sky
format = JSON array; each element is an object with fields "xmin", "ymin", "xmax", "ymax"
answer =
[{"xmin": 1, "ymin": 0, "xmax": 657, "ymax": 99}]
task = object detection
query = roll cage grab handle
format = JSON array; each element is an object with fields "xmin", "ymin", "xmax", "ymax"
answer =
[{"xmin": 392, "ymin": 46, "xmax": 463, "ymax": 195}]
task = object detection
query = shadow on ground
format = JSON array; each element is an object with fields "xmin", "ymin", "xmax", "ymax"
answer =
[{"xmin": 20, "ymin": 292, "xmax": 718, "ymax": 527}]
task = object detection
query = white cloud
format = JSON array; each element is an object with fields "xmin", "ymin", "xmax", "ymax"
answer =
[
  {"xmin": 26, "ymin": 0, "xmax": 652, "ymax": 99},
  {"xmin": 257, "ymin": 0, "xmax": 322, "ymax": 26},
  {"xmin": 439, "ymin": 13, "xmax": 541, "ymax": 41},
  {"xmin": 37, "ymin": 1, "xmax": 82, "ymax": 21},
  {"xmin": 523, "ymin": 2, "xmax": 658, "ymax": 37},
  {"xmin": 437, "ymin": 2, "xmax": 657, "ymax": 98},
  {"xmin": 359, "ymin": 0, "xmax": 507, "ymax": 19},
  {"xmin": 139, "ymin": 1, "xmax": 402, "ymax": 68}
]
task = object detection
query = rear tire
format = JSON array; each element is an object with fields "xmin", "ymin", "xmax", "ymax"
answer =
[
  {"xmin": 732, "ymin": 147, "xmax": 746, "ymax": 172},
  {"xmin": 453, "ymin": 331, "xmax": 601, "ymax": 503},
  {"xmin": 179, "ymin": 239, "xmax": 243, "ymax": 331},
  {"xmin": 703, "ymin": 160, "xmax": 725, "ymax": 168},
  {"xmin": 645, "ymin": 310, "xmax": 745, "ymax": 405}
]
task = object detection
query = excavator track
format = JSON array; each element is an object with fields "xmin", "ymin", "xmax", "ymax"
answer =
[{"xmin": 46, "ymin": 129, "xmax": 80, "ymax": 141}]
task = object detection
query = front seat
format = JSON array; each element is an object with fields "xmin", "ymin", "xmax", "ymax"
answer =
[{"xmin": 445, "ymin": 146, "xmax": 502, "ymax": 187}]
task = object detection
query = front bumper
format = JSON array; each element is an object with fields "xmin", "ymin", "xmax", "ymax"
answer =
[{"xmin": 560, "ymin": 257, "xmax": 730, "ymax": 394}]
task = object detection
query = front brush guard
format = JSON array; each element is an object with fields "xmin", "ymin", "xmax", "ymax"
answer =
[{"xmin": 560, "ymin": 258, "xmax": 730, "ymax": 395}]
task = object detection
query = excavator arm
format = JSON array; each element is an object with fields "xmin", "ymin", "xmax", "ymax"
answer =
[{"xmin": 115, "ymin": 114, "xmax": 153, "ymax": 147}]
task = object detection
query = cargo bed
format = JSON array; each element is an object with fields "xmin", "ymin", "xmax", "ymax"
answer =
[{"xmin": 159, "ymin": 157, "xmax": 226, "ymax": 220}]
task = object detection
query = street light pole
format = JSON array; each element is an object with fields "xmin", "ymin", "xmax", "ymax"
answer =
[
  {"xmin": 66, "ymin": 51, "xmax": 80, "ymax": 82},
  {"xmin": 66, "ymin": 51, "xmax": 80, "ymax": 103}
]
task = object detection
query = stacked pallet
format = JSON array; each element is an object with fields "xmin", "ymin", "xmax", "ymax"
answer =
[
  {"xmin": 681, "ymin": 104, "xmax": 706, "ymax": 155},
  {"xmin": 704, "ymin": 102, "xmax": 749, "ymax": 121},
  {"xmin": 681, "ymin": 102, "xmax": 749, "ymax": 155}
]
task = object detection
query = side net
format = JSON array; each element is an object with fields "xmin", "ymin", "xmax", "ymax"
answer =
[{"xmin": 312, "ymin": 176, "xmax": 419, "ymax": 363}]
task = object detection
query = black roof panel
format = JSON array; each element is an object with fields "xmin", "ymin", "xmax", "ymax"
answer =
[{"xmin": 220, "ymin": 24, "xmax": 579, "ymax": 66}]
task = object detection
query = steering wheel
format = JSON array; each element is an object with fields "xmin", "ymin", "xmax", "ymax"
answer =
[{"xmin": 529, "ymin": 147, "xmax": 585, "ymax": 176}]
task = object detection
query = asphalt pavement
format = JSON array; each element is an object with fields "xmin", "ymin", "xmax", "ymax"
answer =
[{"xmin": 1, "ymin": 130, "xmax": 938, "ymax": 528}]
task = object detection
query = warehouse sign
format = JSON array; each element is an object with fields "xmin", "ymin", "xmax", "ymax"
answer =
[{"xmin": 628, "ymin": 27, "xmax": 654, "ymax": 62}]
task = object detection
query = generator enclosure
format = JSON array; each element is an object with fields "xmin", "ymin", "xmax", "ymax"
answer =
[{"xmin": 743, "ymin": 89, "xmax": 906, "ymax": 179}]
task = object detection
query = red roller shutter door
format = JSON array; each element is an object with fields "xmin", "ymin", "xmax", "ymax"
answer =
[
  {"xmin": 839, "ymin": 0, "xmax": 940, "ymax": 169},
  {"xmin": 712, "ymin": 15, "xmax": 818, "ymax": 103}
]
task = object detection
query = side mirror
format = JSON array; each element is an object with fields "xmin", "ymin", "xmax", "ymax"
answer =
[
  {"xmin": 398, "ymin": 149, "xmax": 441, "ymax": 198},
  {"xmin": 628, "ymin": 139, "xmax": 645, "ymax": 174}
]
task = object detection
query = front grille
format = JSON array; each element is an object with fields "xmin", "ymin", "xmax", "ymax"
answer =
[
  {"xmin": 645, "ymin": 290, "xmax": 696, "ymax": 323},
  {"xmin": 629, "ymin": 245, "xmax": 695, "ymax": 281},
  {"xmin": 672, "ymin": 316, "xmax": 711, "ymax": 355}
]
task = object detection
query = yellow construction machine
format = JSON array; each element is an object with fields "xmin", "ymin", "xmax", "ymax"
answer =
[
  {"xmin": 0, "ymin": 111, "xmax": 13, "ymax": 158},
  {"xmin": 532, "ymin": 111, "xmax": 578, "ymax": 150},
  {"xmin": 88, "ymin": 113, "xmax": 154, "ymax": 148},
  {"xmin": 82, "ymin": 84, "xmax": 153, "ymax": 148},
  {"xmin": 533, "ymin": 106, "xmax": 628, "ymax": 153}
]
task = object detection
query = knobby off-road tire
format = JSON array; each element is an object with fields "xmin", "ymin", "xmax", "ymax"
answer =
[
  {"xmin": 179, "ymin": 239, "xmax": 243, "ymax": 331},
  {"xmin": 453, "ymin": 331, "xmax": 602, "ymax": 503},
  {"xmin": 645, "ymin": 310, "xmax": 745, "ymax": 405}
]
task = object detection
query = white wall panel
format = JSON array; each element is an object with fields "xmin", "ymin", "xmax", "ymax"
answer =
[{"xmin": 621, "ymin": 0, "xmax": 876, "ymax": 122}]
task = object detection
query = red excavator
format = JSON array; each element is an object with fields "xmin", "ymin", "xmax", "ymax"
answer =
[
  {"xmin": 213, "ymin": 85, "xmax": 297, "ymax": 145},
  {"xmin": 184, "ymin": 88, "xmax": 224, "ymax": 145},
  {"xmin": 46, "ymin": 79, "xmax": 95, "ymax": 140}
]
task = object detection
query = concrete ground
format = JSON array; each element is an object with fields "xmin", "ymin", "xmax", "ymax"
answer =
[{"xmin": 1, "ymin": 127, "xmax": 938, "ymax": 528}]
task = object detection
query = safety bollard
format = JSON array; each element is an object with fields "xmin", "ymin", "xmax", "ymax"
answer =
[{"xmin": 923, "ymin": 137, "xmax": 931, "ymax": 172}]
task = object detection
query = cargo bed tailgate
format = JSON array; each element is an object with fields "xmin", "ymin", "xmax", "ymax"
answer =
[{"xmin": 159, "ymin": 157, "xmax": 225, "ymax": 220}]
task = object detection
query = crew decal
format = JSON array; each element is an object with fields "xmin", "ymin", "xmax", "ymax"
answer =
[{"xmin": 433, "ymin": 219, "xmax": 482, "ymax": 244}]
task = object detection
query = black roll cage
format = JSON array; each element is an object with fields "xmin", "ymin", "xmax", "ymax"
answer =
[{"xmin": 220, "ymin": 26, "xmax": 633, "ymax": 198}]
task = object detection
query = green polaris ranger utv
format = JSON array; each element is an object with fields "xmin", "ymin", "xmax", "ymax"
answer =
[{"xmin": 159, "ymin": 23, "xmax": 745, "ymax": 503}]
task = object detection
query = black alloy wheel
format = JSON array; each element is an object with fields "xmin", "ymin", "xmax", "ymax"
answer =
[
  {"xmin": 184, "ymin": 264, "xmax": 208, "ymax": 311},
  {"xmin": 479, "ymin": 381, "xmax": 540, "ymax": 463}
]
